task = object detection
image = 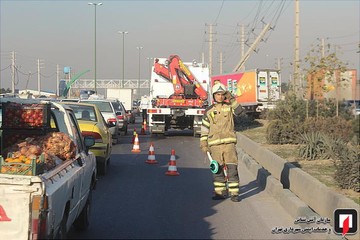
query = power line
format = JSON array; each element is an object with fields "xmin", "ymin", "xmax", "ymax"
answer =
[
  {"xmin": 213, "ymin": 0, "xmax": 225, "ymax": 24},
  {"xmin": 328, "ymin": 31, "xmax": 360, "ymax": 39},
  {"xmin": 40, "ymin": 72, "xmax": 56, "ymax": 78},
  {"xmin": 0, "ymin": 65, "xmax": 11, "ymax": 71}
]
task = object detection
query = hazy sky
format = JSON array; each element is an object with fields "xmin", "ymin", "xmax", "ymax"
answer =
[{"xmin": 1, "ymin": 0, "xmax": 359, "ymax": 93}]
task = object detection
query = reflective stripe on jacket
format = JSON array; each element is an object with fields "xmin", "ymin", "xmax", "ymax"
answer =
[{"xmin": 200, "ymin": 100, "xmax": 240, "ymax": 147}]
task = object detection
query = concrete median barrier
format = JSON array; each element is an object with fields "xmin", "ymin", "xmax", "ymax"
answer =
[{"xmin": 236, "ymin": 133, "xmax": 359, "ymax": 240}]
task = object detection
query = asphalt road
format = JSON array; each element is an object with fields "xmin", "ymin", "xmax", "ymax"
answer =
[{"xmin": 68, "ymin": 119, "xmax": 337, "ymax": 239}]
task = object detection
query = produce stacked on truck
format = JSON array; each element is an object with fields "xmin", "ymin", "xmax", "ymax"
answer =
[
  {"xmin": 2, "ymin": 102, "xmax": 50, "ymax": 128},
  {"xmin": 0, "ymin": 154, "xmax": 44, "ymax": 175},
  {"xmin": 41, "ymin": 132, "xmax": 77, "ymax": 161},
  {"xmin": 1, "ymin": 132, "xmax": 77, "ymax": 175},
  {"xmin": 1, "ymin": 101, "xmax": 77, "ymax": 175}
]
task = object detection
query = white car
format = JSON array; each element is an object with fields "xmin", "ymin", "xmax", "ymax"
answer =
[
  {"xmin": 355, "ymin": 108, "xmax": 360, "ymax": 116},
  {"xmin": 80, "ymin": 99, "xmax": 120, "ymax": 144}
]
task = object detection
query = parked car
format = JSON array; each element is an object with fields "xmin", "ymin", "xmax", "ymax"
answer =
[
  {"xmin": 343, "ymin": 100, "xmax": 360, "ymax": 117},
  {"xmin": 82, "ymin": 99, "xmax": 129, "ymax": 135},
  {"xmin": 79, "ymin": 99, "xmax": 124, "ymax": 141},
  {"xmin": 61, "ymin": 102, "xmax": 112, "ymax": 175},
  {"xmin": 109, "ymin": 99, "xmax": 129, "ymax": 135},
  {"xmin": 355, "ymin": 107, "xmax": 360, "ymax": 116}
]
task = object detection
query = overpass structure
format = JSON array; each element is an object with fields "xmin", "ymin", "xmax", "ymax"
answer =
[{"xmin": 69, "ymin": 78, "xmax": 150, "ymax": 98}]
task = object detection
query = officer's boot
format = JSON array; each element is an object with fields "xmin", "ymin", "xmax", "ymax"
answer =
[
  {"xmin": 212, "ymin": 182, "xmax": 227, "ymax": 200},
  {"xmin": 228, "ymin": 182, "xmax": 240, "ymax": 202}
]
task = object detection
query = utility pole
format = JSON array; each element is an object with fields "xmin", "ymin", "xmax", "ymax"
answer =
[
  {"xmin": 88, "ymin": 2, "xmax": 103, "ymax": 94},
  {"xmin": 276, "ymin": 58, "xmax": 283, "ymax": 70},
  {"xmin": 294, "ymin": 0, "xmax": 300, "ymax": 97},
  {"xmin": 237, "ymin": 23, "xmax": 246, "ymax": 71},
  {"xmin": 206, "ymin": 23, "xmax": 216, "ymax": 76},
  {"xmin": 146, "ymin": 57, "xmax": 153, "ymax": 77},
  {"xmin": 118, "ymin": 31, "xmax": 128, "ymax": 88},
  {"xmin": 56, "ymin": 64, "xmax": 60, "ymax": 96},
  {"xmin": 219, "ymin": 51, "xmax": 224, "ymax": 74},
  {"xmin": 241, "ymin": 24, "xmax": 245, "ymax": 71},
  {"xmin": 233, "ymin": 23, "xmax": 271, "ymax": 72},
  {"xmin": 11, "ymin": 51, "xmax": 16, "ymax": 93},
  {"xmin": 137, "ymin": 46, "xmax": 143, "ymax": 98},
  {"xmin": 37, "ymin": 59, "xmax": 41, "ymax": 96}
]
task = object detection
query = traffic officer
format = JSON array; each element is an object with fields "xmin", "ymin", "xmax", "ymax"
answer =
[
  {"xmin": 200, "ymin": 82, "xmax": 243, "ymax": 202},
  {"xmin": 140, "ymin": 95, "xmax": 150, "ymax": 122}
]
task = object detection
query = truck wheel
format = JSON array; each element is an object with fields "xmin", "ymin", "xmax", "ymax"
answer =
[{"xmin": 74, "ymin": 190, "xmax": 92, "ymax": 231}]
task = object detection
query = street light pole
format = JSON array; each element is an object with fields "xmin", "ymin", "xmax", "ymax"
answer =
[
  {"xmin": 137, "ymin": 46, "xmax": 143, "ymax": 98},
  {"xmin": 146, "ymin": 57, "xmax": 153, "ymax": 77},
  {"xmin": 88, "ymin": 2, "xmax": 103, "ymax": 94},
  {"xmin": 118, "ymin": 31, "xmax": 128, "ymax": 87}
]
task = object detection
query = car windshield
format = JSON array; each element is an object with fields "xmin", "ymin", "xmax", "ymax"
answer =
[
  {"xmin": 83, "ymin": 101, "xmax": 113, "ymax": 113},
  {"xmin": 111, "ymin": 101, "xmax": 125, "ymax": 112},
  {"xmin": 65, "ymin": 104, "xmax": 97, "ymax": 122}
]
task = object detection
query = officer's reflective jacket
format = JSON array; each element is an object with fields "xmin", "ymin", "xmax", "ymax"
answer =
[{"xmin": 200, "ymin": 99, "xmax": 242, "ymax": 147}]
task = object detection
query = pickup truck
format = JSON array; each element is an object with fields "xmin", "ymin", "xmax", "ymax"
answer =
[{"xmin": 0, "ymin": 99, "xmax": 97, "ymax": 239}]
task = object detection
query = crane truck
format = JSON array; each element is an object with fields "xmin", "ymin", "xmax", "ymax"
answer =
[{"xmin": 147, "ymin": 55, "xmax": 211, "ymax": 136}]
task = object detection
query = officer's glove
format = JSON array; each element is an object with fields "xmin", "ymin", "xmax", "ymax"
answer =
[
  {"xmin": 200, "ymin": 141, "xmax": 209, "ymax": 153},
  {"xmin": 225, "ymin": 91, "xmax": 235, "ymax": 102}
]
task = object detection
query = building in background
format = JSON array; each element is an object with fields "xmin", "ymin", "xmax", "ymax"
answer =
[{"xmin": 305, "ymin": 69, "xmax": 359, "ymax": 101}]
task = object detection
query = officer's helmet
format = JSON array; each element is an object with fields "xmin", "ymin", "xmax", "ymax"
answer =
[{"xmin": 212, "ymin": 83, "xmax": 227, "ymax": 96}]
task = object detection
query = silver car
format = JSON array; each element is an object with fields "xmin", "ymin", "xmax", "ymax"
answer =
[{"xmin": 109, "ymin": 99, "xmax": 129, "ymax": 135}]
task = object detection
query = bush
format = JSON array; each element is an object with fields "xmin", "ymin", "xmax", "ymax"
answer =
[
  {"xmin": 351, "ymin": 117, "xmax": 360, "ymax": 145},
  {"xmin": 266, "ymin": 94, "xmax": 355, "ymax": 145},
  {"xmin": 298, "ymin": 132, "xmax": 348, "ymax": 160},
  {"xmin": 267, "ymin": 94, "xmax": 306, "ymax": 123},
  {"xmin": 234, "ymin": 112, "xmax": 261, "ymax": 132},
  {"xmin": 334, "ymin": 145, "xmax": 360, "ymax": 192},
  {"xmin": 266, "ymin": 119, "xmax": 303, "ymax": 144},
  {"xmin": 263, "ymin": 94, "xmax": 359, "ymax": 191},
  {"xmin": 303, "ymin": 117, "xmax": 353, "ymax": 142}
]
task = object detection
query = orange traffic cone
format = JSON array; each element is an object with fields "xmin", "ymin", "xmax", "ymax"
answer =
[
  {"xmin": 145, "ymin": 143, "xmax": 158, "ymax": 164},
  {"xmin": 140, "ymin": 120, "xmax": 146, "ymax": 135},
  {"xmin": 131, "ymin": 128, "xmax": 137, "ymax": 144},
  {"xmin": 131, "ymin": 134, "xmax": 141, "ymax": 153},
  {"xmin": 165, "ymin": 149, "xmax": 180, "ymax": 176}
]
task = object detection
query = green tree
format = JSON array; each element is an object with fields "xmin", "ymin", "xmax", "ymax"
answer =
[
  {"xmin": 303, "ymin": 41, "xmax": 349, "ymax": 117},
  {"xmin": 281, "ymin": 82, "xmax": 289, "ymax": 94}
]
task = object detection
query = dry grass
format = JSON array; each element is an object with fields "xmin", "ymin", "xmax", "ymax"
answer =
[{"xmin": 239, "ymin": 119, "xmax": 360, "ymax": 205}]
